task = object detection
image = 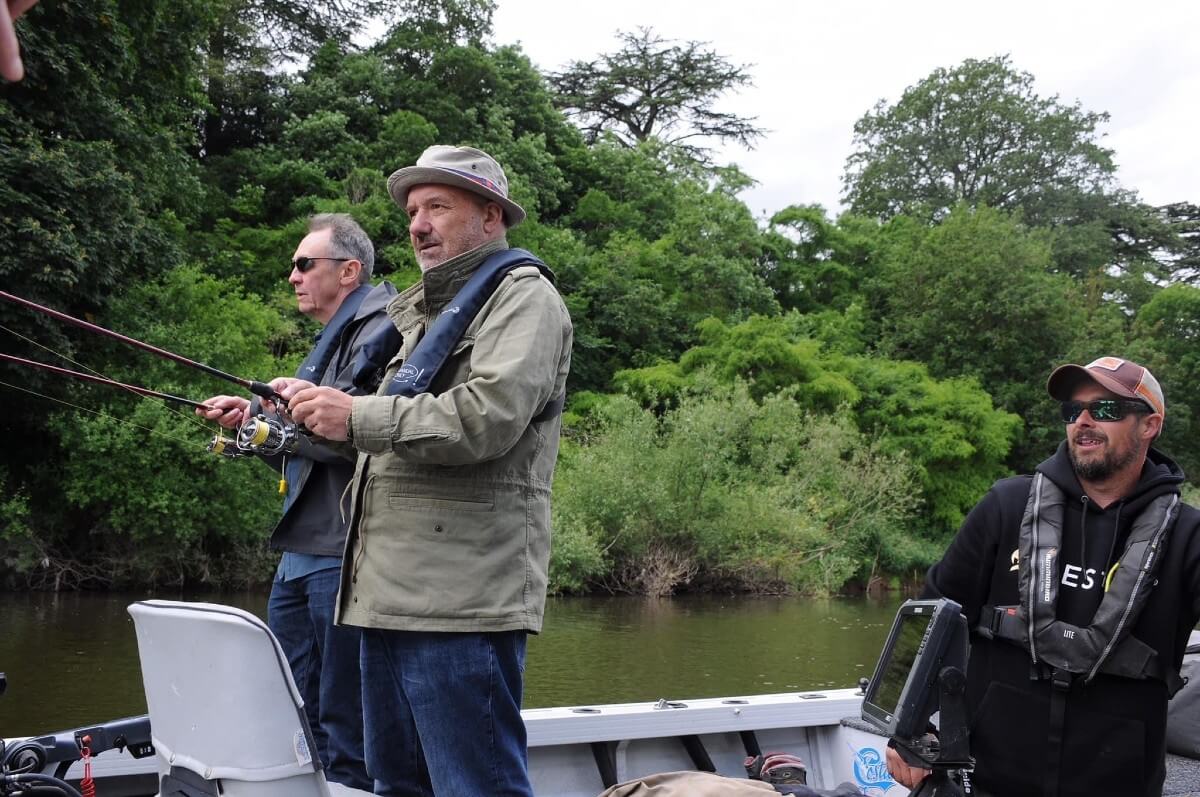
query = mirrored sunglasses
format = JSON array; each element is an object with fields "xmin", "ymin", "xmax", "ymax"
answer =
[{"xmin": 1060, "ymin": 399, "xmax": 1152, "ymax": 424}]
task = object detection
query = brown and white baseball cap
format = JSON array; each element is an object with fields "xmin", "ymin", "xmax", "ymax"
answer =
[
  {"xmin": 387, "ymin": 145, "xmax": 526, "ymax": 227},
  {"xmin": 1047, "ymin": 356, "xmax": 1166, "ymax": 418}
]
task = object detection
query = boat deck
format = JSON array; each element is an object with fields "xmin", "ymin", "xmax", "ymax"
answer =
[{"xmin": 1167, "ymin": 753, "xmax": 1200, "ymax": 796}]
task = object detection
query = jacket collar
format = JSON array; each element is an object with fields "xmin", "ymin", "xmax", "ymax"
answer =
[
  {"xmin": 387, "ymin": 238, "xmax": 508, "ymax": 331},
  {"xmin": 354, "ymin": 280, "xmax": 398, "ymax": 321}
]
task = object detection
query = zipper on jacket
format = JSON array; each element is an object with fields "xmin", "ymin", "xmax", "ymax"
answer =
[{"xmin": 1029, "ymin": 473, "xmax": 1043, "ymax": 664}]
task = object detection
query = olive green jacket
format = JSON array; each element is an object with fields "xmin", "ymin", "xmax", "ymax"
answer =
[{"xmin": 335, "ymin": 239, "xmax": 572, "ymax": 633}]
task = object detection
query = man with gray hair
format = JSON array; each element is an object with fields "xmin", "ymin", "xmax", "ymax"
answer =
[
  {"xmin": 288, "ymin": 146, "xmax": 573, "ymax": 796},
  {"xmin": 199, "ymin": 213, "xmax": 396, "ymax": 791}
]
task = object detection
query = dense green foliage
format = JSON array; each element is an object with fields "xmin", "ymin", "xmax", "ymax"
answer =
[
  {"xmin": 551, "ymin": 384, "xmax": 931, "ymax": 596},
  {"xmin": 1, "ymin": 5, "xmax": 1196, "ymax": 594}
]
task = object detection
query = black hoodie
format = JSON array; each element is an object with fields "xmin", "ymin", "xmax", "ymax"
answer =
[{"xmin": 924, "ymin": 443, "xmax": 1200, "ymax": 797}]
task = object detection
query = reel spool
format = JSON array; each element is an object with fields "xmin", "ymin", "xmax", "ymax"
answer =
[
  {"xmin": 236, "ymin": 413, "xmax": 301, "ymax": 457},
  {"xmin": 206, "ymin": 433, "xmax": 246, "ymax": 458}
]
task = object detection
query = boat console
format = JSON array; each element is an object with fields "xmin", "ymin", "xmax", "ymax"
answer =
[{"xmin": 861, "ymin": 598, "xmax": 973, "ymax": 796}]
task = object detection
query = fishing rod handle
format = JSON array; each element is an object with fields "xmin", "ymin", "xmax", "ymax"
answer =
[{"xmin": 247, "ymin": 380, "xmax": 285, "ymax": 403}]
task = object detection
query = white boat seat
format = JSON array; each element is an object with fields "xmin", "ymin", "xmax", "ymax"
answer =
[{"xmin": 128, "ymin": 600, "xmax": 373, "ymax": 797}]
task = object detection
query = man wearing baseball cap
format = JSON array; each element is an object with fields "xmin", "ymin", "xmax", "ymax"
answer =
[
  {"xmin": 888, "ymin": 357, "xmax": 1200, "ymax": 797},
  {"xmin": 289, "ymin": 145, "xmax": 573, "ymax": 796}
]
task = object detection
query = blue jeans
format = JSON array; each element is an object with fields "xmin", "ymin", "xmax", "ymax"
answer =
[
  {"xmin": 360, "ymin": 628, "xmax": 532, "ymax": 797},
  {"xmin": 268, "ymin": 568, "xmax": 370, "ymax": 790}
]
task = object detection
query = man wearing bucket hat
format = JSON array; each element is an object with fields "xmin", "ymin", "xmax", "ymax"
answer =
[
  {"xmin": 289, "ymin": 145, "xmax": 572, "ymax": 796},
  {"xmin": 887, "ymin": 357, "xmax": 1200, "ymax": 797}
]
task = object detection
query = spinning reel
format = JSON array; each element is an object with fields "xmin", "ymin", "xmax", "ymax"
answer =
[{"xmin": 208, "ymin": 412, "xmax": 303, "ymax": 459}]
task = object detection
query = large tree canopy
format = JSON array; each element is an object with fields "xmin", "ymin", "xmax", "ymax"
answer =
[
  {"xmin": 843, "ymin": 55, "xmax": 1115, "ymax": 225},
  {"xmin": 548, "ymin": 27, "xmax": 762, "ymax": 160}
]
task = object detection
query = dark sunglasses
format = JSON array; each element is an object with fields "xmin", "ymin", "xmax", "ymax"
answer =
[
  {"xmin": 1060, "ymin": 399, "xmax": 1153, "ymax": 424},
  {"xmin": 292, "ymin": 256, "xmax": 351, "ymax": 273}
]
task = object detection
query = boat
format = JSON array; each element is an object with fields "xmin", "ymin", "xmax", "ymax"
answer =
[
  {"xmin": 8, "ymin": 600, "xmax": 1200, "ymax": 797},
  {"xmin": 12, "ymin": 689, "xmax": 904, "ymax": 796},
  {"xmin": 3, "ymin": 599, "xmax": 909, "ymax": 796}
]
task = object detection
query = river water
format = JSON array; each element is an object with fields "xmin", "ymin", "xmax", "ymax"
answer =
[{"xmin": 0, "ymin": 591, "xmax": 905, "ymax": 737}]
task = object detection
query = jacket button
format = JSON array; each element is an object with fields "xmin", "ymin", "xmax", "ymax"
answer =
[{"xmin": 434, "ymin": 524, "xmax": 444, "ymax": 533}]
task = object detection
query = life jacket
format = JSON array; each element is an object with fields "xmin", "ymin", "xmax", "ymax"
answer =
[
  {"xmin": 978, "ymin": 471, "xmax": 1184, "ymax": 693},
  {"xmin": 350, "ymin": 248, "xmax": 565, "ymax": 421}
]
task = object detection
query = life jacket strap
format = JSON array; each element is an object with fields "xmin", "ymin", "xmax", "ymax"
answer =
[
  {"xmin": 531, "ymin": 392, "xmax": 566, "ymax": 424},
  {"xmin": 1045, "ymin": 668, "xmax": 1070, "ymax": 797},
  {"xmin": 977, "ymin": 604, "xmax": 1024, "ymax": 641},
  {"xmin": 986, "ymin": 604, "xmax": 1185, "ymax": 695}
]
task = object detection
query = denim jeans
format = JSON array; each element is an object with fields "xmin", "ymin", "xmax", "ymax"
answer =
[
  {"xmin": 267, "ymin": 567, "xmax": 370, "ymax": 790},
  {"xmin": 360, "ymin": 628, "xmax": 532, "ymax": 797}
]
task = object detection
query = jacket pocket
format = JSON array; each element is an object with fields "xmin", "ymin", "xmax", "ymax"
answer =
[{"xmin": 387, "ymin": 489, "xmax": 494, "ymax": 512}]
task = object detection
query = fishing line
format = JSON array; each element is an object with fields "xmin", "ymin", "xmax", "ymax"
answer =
[
  {"xmin": 0, "ymin": 290, "xmax": 284, "ymax": 402},
  {"xmin": 0, "ymin": 321, "xmax": 213, "ymax": 434},
  {"xmin": 0, "ymin": 378, "xmax": 203, "ymax": 448}
]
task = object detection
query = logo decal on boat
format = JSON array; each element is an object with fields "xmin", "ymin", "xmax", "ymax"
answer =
[{"xmin": 852, "ymin": 746, "xmax": 897, "ymax": 794}]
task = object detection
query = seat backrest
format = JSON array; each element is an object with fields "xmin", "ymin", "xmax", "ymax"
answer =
[{"xmin": 128, "ymin": 600, "xmax": 329, "ymax": 796}]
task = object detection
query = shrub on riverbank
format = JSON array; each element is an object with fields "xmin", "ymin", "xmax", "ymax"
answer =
[{"xmin": 549, "ymin": 382, "xmax": 935, "ymax": 596}]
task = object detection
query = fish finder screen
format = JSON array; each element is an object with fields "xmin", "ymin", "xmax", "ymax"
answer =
[{"xmin": 870, "ymin": 611, "xmax": 933, "ymax": 715}]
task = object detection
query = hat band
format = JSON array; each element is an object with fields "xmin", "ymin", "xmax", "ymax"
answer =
[{"xmin": 440, "ymin": 167, "xmax": 504, "ymax": 196}]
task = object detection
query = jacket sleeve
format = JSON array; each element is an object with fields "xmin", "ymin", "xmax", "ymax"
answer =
[
  {"xmin": 349, "ymin": 272, "xmax": 569, "ymax": 466},
  {"xmin": 922, "ymin": 487, "xmax": 1005, "ymax": 628}
]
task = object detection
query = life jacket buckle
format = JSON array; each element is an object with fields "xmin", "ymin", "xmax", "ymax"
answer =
[{"xmin": 1051, "ymin": 668, "xmax": 1073, "ymax": 691}]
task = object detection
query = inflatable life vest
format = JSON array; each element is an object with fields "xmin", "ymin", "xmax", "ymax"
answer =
[
  {"xmin": 978, "ymin": 472, "xmax": 1183, "ymax": 692},
  {"xmin": 350, "ymin": 248, "xmax": 564, "ymax": 421}
]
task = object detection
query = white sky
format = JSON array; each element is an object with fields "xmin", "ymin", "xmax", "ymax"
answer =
[{"xmin": 492, "ymin": 0, "xmax": 1200, "ymax": 220}]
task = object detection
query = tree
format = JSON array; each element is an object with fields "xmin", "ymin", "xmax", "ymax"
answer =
[
  {"xmin": 1163, "ymin": 202, "xmax": 1200, "ymax": 283},
  {"xmin": 870, "ymin": 205, "xmax": 1082, "ymax": 468},
  {"xmin": 759, "ymin": 205, "xmax": 880, "ymax": 315},
  {"xmin": 200, "ymin": 0, "xmax": 402, "ymax": 159},
  {"xmin": 1130, "ymin": 285, "xmax": 1200, "ymax": 481},
  {"xmin": 548, "ymin": 27, "xmax": 762, "ymax": 160},
  {"xmin": 610, "ymin": 314, "xmax": 1020, "ymax": 538},
  {"xmin": 843, "ymin": 55, "xmax": 1115, "ymax": 225}
]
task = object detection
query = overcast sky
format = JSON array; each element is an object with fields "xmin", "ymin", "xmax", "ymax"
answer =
[{"xmin": 490, "ymin": 0, "xmax": 1199, "ymax": 220}]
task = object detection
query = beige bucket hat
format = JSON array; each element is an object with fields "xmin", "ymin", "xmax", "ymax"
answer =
[{"xmin": 387, "ymin": 145, "xmax": 526, "ymax": 227}]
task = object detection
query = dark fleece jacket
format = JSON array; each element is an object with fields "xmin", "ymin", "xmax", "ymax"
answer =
[{"xmin": 923, "ymin": 443, "xmax": 1200, "ymax": 797}]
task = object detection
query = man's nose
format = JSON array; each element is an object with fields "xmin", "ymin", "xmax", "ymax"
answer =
[
  {"xmin": 409, "ymin": 211, "xmax": 431, "ymax": 235},
  {"xmin": 288, "ymin": 267, "xmax": 303, "ymax": 285}
]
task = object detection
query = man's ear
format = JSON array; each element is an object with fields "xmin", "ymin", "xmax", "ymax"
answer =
[
  {"xmin": 482, "ymin": 201, "xmax": 505, "ymax": 234},
  {"xmin": 1141, "ymin": 413, "xmax": 1164, "ymax": 443},
  {"xmin": 341, "ymin": 260, "xmax": 362, "ymax": 286}
]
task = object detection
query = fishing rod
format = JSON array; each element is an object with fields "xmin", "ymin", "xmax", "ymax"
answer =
[
  {"xmin": 0, "ymin": 290, "xmax": 284, "ymax": 403},
  {"xmin": 0, "ymin": 291, "xmax": 304, "ymax": 464},
  {"xmin": 0, "ymin": 353, "xmax": 213, "ymax": 410},
  {"xmin": 0, "ymin": 351, "xmax": 297, "ymax": 460}
]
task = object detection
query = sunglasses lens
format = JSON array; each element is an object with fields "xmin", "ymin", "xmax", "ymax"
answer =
[
  {"xmin": 292, "ymin": 257, "xmax": 313, "ymax": 273},
  {"xmin": 1061, "ymin": 399, "xmax": 1147, "ymax": 423}
]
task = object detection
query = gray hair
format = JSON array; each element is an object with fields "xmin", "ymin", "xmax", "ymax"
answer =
[{"xmin": 307, "ymin": 213, "xmax": 374, "ymax": 284}]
